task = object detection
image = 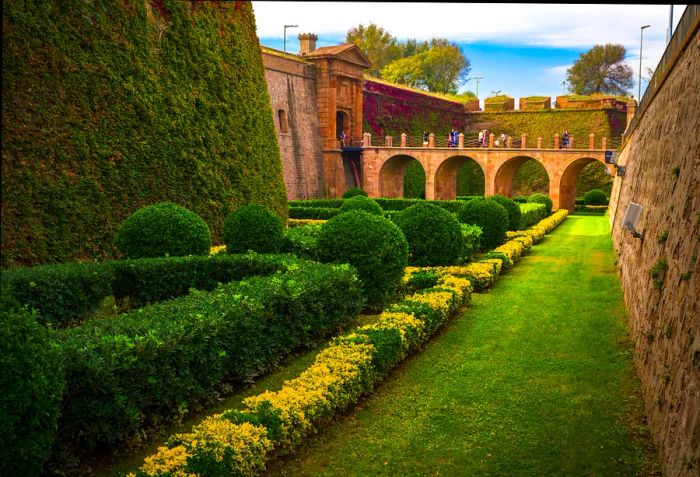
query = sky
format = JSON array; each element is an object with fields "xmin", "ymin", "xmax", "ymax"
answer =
[{"xmin": 252, "ymin": 2, "xmax": 688, "ymax": 108}]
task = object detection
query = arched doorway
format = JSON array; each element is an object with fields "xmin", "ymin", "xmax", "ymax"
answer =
[
  {"xmin": 495, "ymin": 156, "xmax": 550, "ymax": 199},
  {"xmin": 434, "ymin": 156, "xmax": 485, "ymax": 200},
  {"xmin": 560, "ymin": 158, "xmax": 609, "ymax": 211},
  {"xmin": 379, "ymin": 155, "xmax": 421, "ymax": 198},
  {"xmin": 336, "ymin": 111, "xmax": 349, "ymax": 147}
]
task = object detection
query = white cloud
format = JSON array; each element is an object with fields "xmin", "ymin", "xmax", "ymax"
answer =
[{"xmin": 253, "ymin": 2, "xmax": 686, "ymax": 54}]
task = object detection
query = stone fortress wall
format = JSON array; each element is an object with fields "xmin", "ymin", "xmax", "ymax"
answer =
[
  {"xmin": 261, "ymin": 48, "xmax": 324, "ymax": 200},
  {"xmin": 608, "ymin": 7, "xmax": 699, "ymax": 476}
]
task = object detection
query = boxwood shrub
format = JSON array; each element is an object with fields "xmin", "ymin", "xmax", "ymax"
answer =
[
  {"xmin": 342, "ymin": 187, "xmax": 368, "ymax": 199},
  {"xmin": 583, "ymin": 188, "xmax": 608, "ymax": 205},
  {"xmin": 457, "ymin": 199, "xmax": 509, "ymax": 250},
  {"xmin": 393, "ymin": 203, "xmax": 463, "ymax": 266},
  {"xmin": 0, "ymin": 306, "xmax": 64, "ymax": 477},
  {"xmin": 223, "ymin": 205, "xmax": 284, "ymax": 254},
  {"xmin": 339, "ymin": 196, "xmax": 384, "ymax": 215},
  {"xmin": 53, "ymin": 262, "xmax": 365, "ymax": 460},
  {"xmin": 527, "ymin": 193, "xmax": 553, "ymax": 215},
  {"xmin": 114, "ymin": 202, "xmax": 212, "ymax": 259},
  {"xmin": 489, "ymin": 195, "xmax": 522, "ymax": 231},
  {"xmin": 316, "ymin": 211, "xmax": 408, "ymax": 309}
]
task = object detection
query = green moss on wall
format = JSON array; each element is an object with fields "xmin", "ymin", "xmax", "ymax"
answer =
[
  {"xmin": 472, "ymin": 109, "xmax": 627, "ymax": 145},
  {"xmin": 2, "ymin": 0, "xmax": 287, "ymax": 268}
]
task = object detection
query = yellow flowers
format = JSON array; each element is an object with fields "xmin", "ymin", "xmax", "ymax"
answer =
[
  {"xmin": 287, "ymin": 218, "xmax": 327, "ymax": 227},
  {"xmin": 134, "ymin": 210, "xmax": 569, "ymax": 477},
  {"xmin": 209, "ymin": 244, "xmax": 227, "ymax": 255}
]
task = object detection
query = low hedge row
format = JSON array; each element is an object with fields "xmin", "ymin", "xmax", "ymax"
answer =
[
  {"xmin": 289, "ymin": 198, "xmax": 466, "ymax": 216},
  {"xmin": 518, "ymin": 203, "xmax": 548, "ymax": 229},
  {"xmin": 131, "ymin": 210, "xmax": 572, "ymax": 476},
  {"xmin": 1, "ymin": 253, "xmax": 297, "ymax": 327},
  {"xmin": 281, "ymin": 225, "xmax": 323, "ymax": 260},
  {"xmin": 52, "ymin": 261, "xmax": 365, "ymax": 463},
  {"xmin": 131, "ymin": 265, "xmax": 474, "ymax": 476},
  {"xmin": 112, "ymin": 253, "xmax": 297, "ymax": 308},
  {"xmin": 288, "ymin": 207, "xmax": 340, "ymax": 220},
  {"xmin": 0, "ymin": 262, "xmax": 116, "ymax": 328}
]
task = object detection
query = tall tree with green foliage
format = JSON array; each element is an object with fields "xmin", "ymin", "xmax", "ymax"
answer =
[
  {"xmin": 566, "ymin": 44, "xmax": 634, "ymax": 95},
  {"xmin": 346, "ymin": 23, "xmax": 401, "ymax": 77},
  {"xmin": 381, "ymin": 41, "xmax": 470, "ymax": 94}
]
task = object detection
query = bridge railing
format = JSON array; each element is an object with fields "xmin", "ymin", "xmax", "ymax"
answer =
[{"xmin": 359, "ymin": 133, "xmax": 621, "ymax": 151}]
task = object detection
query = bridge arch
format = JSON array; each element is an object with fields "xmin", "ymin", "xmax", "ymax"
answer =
[
  {"xmin": 433, "ymin": 155, "xmax": 485, "ymax": 200},
  {"xmin": 493, "ymin": 155, "xmax": 550, "ymax": 198},
  {"xmin": 558, "ymin": 156, "xmax": 608, "ymax": 211},
  {"xmin": 378, "ymin": 154, "xmax": 425, "ymax": 198}
]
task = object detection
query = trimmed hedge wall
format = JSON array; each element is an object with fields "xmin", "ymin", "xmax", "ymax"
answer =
[
  {"xmin": 1, "ymin": 252, "xmax": 297, "ymax": 327},
  {"xmin": 2, "ymin": 0, "xmax": 287, "ymax": 268},
  {"xmin": 1, "ymin": 306, "xmax": 65, "ymax": 477},
  {"xmin": 52, "ymin": 261, "xmax": 365, "ymax": 463}
]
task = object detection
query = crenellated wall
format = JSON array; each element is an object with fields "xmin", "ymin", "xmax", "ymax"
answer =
[{"xmin": 608, "ymin": 9, "xmax": 699, "ymax": 476}]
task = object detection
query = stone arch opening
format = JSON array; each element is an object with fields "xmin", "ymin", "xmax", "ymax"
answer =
[
  {"xmin": 495, "ymin": 156, "xmax": 550, "ymax": 199},
  {"xmin": 434, "ymin": 156, "xmax": 484, "ymax": 200},
  {"xmin": 403, "ymin": 159, "xmax": 426, "ymax": 198},
  {"xmin": 379, "ymin": 154, "xmax": 420, "ymax": 198},
  {"xmin": 560, "ymin": 157, "xmax": 609, "ymax": 211}
]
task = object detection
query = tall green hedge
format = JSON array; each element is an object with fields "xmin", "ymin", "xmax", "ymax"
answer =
[{"xmin": 2, "ymin": 0, "xmax": 287, "ymax": 268}]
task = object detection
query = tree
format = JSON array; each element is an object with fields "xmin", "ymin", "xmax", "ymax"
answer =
[
  {"xmin": 566, "ymin": 44, "xmax": 634, "ymax": 95},
  {"xmin": 346, "ymin": 23, "xmax": 401, "ymax": 77},
  {"xmin": 380, "ymin": 41, "xmax": 471, "ymax": 94}
]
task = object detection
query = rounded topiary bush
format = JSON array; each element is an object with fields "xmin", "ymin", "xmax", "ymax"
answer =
[
  {"xmin": 316, "ymin": 211, "xmax": 408, "ymax": 309},
  {"xmin": 223, "ymin": 204, "xmax": 284, "ymax": 254},
  {"xmin": 339, "ymin": 195, "xmax": 383, "ymax": 216},
  {"xmin": 0, "ymin": 306, "xmax": 65, "ymax": 477},
  {"xmin": 394, "ymin": 202, "xmax": 463, "ymax": 266},
  {"xmin": 342, "ymin": 187, "xmax": 368, "ymax": 199},
  {"xmin": 114, "ymin": 202, "xmax": 212, "ymax": 258},
  {"xmin": 457, "ymin": 199, "xmax": 509, "ymax": 250},
  {"xmin": 489, "ymin": 195, "xmax": 522, "ymax": 231},
  {"xmin": 583, "ymin": 189, "xmax": 608, "ymax": 206},
  {"xmin": 527, "ymin": 193, "xmax": 553, "ymax": 215}
]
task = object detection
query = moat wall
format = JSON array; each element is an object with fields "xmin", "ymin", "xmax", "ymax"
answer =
[{"xmin": 609, "ymin": 9, "xmax": 699, "ymax": 476}]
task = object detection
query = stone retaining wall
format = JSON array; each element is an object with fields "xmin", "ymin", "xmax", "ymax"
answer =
[{"xmin": 609, "ymin": 21, "xmax": 699, "ymax": 477}]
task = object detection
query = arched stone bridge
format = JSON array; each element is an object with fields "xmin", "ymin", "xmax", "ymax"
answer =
[{"xmin": 360, "ymin": 146, "xmax": 613, "ymax": 212}]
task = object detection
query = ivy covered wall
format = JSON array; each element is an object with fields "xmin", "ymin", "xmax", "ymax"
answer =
[{"xmin": 2, "ymin": 0, "xmax": 288, "ymax": 268}]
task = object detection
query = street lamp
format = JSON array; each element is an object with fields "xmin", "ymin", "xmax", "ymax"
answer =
[
  {"xmin": 470, "ymin": 75, "xmax": 484, "ymax": 98},
  {"xmin": 284, "ymin": 24, "xmax": 298, "ymax": 53},
  {"xmin": 639, "ymin": 25, "xmax": 651, "ymax": 102},
  {"xmin": 560, "ymin": 80, "xmax": 567, "ymax": 96}
]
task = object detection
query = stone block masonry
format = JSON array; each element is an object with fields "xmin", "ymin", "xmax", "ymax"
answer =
[{"xmin": 609, "ymin": 8, "xmax": 700, "ymax": 476}]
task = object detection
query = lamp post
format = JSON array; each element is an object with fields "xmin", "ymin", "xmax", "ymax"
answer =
[
  {"xmin": 470, "ymin": 75, "xmax": 484, "ymax": 99},
  {"xmin": 560, "ymin": 80, "xmax": 567, "ymax": 96},
  {"xmin": 284, "ymin": 24, "xmax": 298, "ymax": 52},
  {"xmin": 639, "ymin": 25, "xmax": 651, "ymax": 102}
]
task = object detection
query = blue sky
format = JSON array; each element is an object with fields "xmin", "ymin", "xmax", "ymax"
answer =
[{"xmin": 252, "ymin": 2, "xmax": 688, "ymax": 108}]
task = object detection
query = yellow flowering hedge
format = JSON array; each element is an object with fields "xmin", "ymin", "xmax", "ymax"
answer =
[
  {"xmin": 132, "ymin": 210, "xmax": 569, "ymax": 476},
  {"xmin": 133, "ymin": 267, "xmax": 474, "ymax": 476},
  {"xmin": 287, "ymin": 218, "xmax": 327, "ymax": 228}
]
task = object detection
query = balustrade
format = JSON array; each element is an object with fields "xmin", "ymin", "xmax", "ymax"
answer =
[{"xmin": 354, "ymin": 132, "xmax": 618, "ymax": 150}]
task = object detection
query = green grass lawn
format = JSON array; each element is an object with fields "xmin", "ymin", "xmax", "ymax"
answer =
[{"xmin": 263, "ymin": 215, "xmax": 659, "ymax": 477}]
